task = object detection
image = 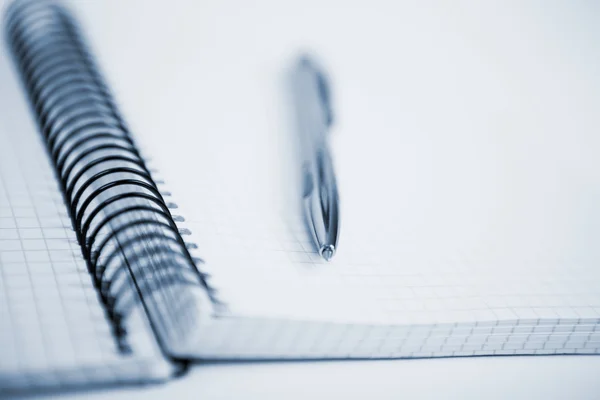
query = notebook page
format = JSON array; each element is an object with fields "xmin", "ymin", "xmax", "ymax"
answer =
[
  {"xmin": 0, "ymin": 38, "xmax": 173, "ymax": 391},
  {"xmin": 81, "ymin": 0, "xmax": 600, "ymax": 327}
]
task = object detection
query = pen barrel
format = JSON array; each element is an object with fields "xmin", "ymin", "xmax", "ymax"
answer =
[
  {"xmin": 293, "ymin": 56, "xmax": 340, "ymax": 258},
  {"xmin": 293, "ymin": 59, "xmax": 331, "ymax": 188}
]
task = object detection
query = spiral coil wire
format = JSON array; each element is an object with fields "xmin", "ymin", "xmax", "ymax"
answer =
[{"xmin": 6, "ymin": 0, "xmax": 213, "ymax": 354}]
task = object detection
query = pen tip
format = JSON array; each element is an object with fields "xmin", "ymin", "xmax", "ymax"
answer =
[{"xmin": 320, "ymin": 245, "xmax": 335, "ymax": 261}]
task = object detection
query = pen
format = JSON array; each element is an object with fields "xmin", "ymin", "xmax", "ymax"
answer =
[{"xmin": 292, "ymin": 55, "xmax": 340, "ymax": 261}]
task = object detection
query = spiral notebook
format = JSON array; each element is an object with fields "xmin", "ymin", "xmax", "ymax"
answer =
[{"xmin": 2, "ymin": 0, "xmax": 600, "ymax": 394}]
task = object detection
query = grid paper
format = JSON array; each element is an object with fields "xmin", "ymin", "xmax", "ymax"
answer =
[
  {"xmin": 143, "ymin": 83, "xmax": 600, "ymax": 358},
  {"xmin": 148, "ymin": 198, "xmax": 600, "ymax": 359},
  {"xmin": 146, "ymin": 174, "xmax": 600, "ymax": 359},
  {"xmin": 174, "ymin": 197, "xmax": 600, "ymax": 327}
]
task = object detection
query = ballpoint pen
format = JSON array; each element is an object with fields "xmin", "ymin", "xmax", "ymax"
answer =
[{"xmin": 292, "ymin": 55, "xmax": 340, "ymax": 261}]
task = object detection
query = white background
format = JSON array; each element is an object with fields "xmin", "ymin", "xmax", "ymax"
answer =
[{"xmin": 58, "ymin": 356, "xmax": 600, "ymax": 399}]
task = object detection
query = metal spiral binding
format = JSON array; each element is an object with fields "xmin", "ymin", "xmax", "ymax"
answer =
[{"xmin": 5, "ymin": 0, "xmax": 216, "ymax": 355}]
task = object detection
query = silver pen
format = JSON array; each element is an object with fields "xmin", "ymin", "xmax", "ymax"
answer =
[{"xmin": 292, "ymin": 55, "xmax": 340, "ymax": 261}]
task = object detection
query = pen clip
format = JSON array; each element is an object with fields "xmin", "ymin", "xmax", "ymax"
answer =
[
  {"xmin": 316, "ymin": 71, "xmax": 334, "ymax": 128},
  {"xmin": 300, "ymin": 55, "xmax": 334, "ymax": 129}
]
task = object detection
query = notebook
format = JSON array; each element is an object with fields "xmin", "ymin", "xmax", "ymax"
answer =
[{"xmin": 2, "ymin": 0, "xmax": 600, "ymax": 394}]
